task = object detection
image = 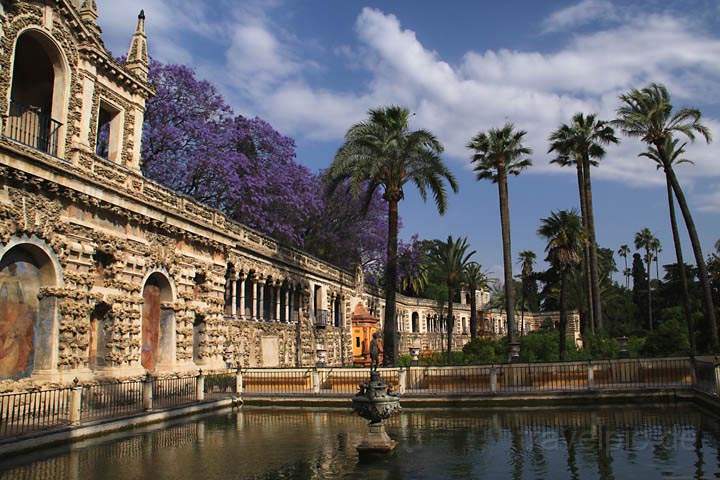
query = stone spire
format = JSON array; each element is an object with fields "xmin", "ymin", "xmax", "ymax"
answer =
[
  {"xmin": 79, "ymin": 0, "xmax": 101, "ymax": 38},
  {"xmin": 126, "ymin": 10, "xmax": 149, "ymax": 80}
]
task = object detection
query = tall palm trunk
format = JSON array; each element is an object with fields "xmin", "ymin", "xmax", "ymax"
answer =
[
  {"xmin": 664, "ymin": 162, "xmax": 719, "ymax": 350},
  {"xmin": 497, "ymin": 166, "xmax": 516, "ymax": 347},
  {"xmin": 383, "ymin": 198, "xmax": 399, "ymax": 365},
  {"xmin": 575, "ymin": 159, "xmax": 595, "ymax": 335},
  {"xmin": 665, "ymin": 175, "xmax": 695, "ymax": 355},
  {"xmin": 520, "ymin": 290, "xmax": 526, "ymax": 336},
  {"xmin": 624, "ymin": 256, "xmax": 629, "ymax": 289},
  {"xmin": 446, "ymin": 286, "xmax": 454, "ymax": 362},
  {"xmin": 559, "ymin": 270, "xmax": 568, "ymax": 361},
  {"xmin": 469, "ymin": 288, "xmax": 478, "ymax": 340},
  {"xmin": 645, "ymin": 249, "xmax": 653, "ymax": 331},
  {"xmin": 583, "ymin": 155, "xmax": 603, "ymax": 330}
]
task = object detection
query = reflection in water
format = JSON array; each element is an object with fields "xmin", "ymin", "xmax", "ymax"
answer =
[{"xmin": 1, "ymin": 404, "xmax": 718, "ymax": 480}]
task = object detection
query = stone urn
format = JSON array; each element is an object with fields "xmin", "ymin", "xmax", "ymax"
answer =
[
  {"xmin": 351, "ymin": 371, "xmax": 401, "ymax": 453},
  {"xmin": 409, "ymin": 347, "xmax": 421, "ymax": 365}
]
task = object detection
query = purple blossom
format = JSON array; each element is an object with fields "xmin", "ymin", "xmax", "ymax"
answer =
[{"xmin": 140, "ymin": 59, "xmax": 388, "ymax": 269}]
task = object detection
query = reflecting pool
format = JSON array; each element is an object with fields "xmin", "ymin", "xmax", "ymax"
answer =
[{"xmin": 1, "ymin": 404, "xmax": 718, "ymax": 479}]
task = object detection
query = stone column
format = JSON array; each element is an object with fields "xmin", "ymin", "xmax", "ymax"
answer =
[
  {"xmin": 237, "ymin": 274, "xmax": 246, "ymax": 320},
  {"xmin": 274, "ymin": 284, "xmax": 281, "ymax": 322},
  {"xmin": 257, "ymin": 280, "xmax": 265, "ymax": 321},
  {"xmin": 284, "ymin": 288, "xmax": 290, "ymax": 323},
  {"xmin": 251, "ymin": 279, "xmax": 259, "ymax": 320},
  {"xmin": 230, "ymin": 277, "xmax": 237, "ymax": 317}
]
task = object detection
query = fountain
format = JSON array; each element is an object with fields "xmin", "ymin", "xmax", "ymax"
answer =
[{"xmin": 351, "ymin": 332, "xmax": 401, "ymax": 453}]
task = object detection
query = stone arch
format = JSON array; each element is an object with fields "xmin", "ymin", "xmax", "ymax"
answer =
[
  {"xmin": 7, "ymin": 27, "xmax": 70, "ymax": 157},
  {"xmin": 141, "ymin": 269, "xmax": 176, "ymax": 371},
  {"xmin": 0, "ymin": 237, "xmax": 62, "ymax": 379}
]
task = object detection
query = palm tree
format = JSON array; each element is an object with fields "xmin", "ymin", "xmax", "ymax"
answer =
[
  {"xmin": 468, "ymin": 123, "xmax": 532, "ymax": 358},
  {"xmin": 640, "ymin": 137, "xmax": 695, "ymax": 354},
  {"xmin": 548, "ymin": 113, "xmax": 619, "ymax": 332},
  {"xmin": 615, "ymin": 83, "xmax": 717, "ymax": 349},
  {"xmin": 326, "ymin": 106, "xmax": 459, "ymax": 365},
  {"xmin": 538, "ymin": 210, "xmax": 585, "ymax": 360},
  {"xmin": 635, "ymin": 228, "xmax": 657, "ymax": 331},
  {"xmin": 463, "ymin": 261, "xmax": 491, "ymax": 340},
  {"xmin": 428, "ymin": 236, "xmax": 476, "ymax": 361},
  {"xmin": 518, "ymin": 250, "xmax": 537, "ymax": 336},
  {"xmin": 618, "ymin": 244, "xmax": 631, "ymax": 289}
]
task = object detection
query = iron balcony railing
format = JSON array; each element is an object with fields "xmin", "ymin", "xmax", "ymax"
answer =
[
  {"xmin": 315, "ymin": 309, "xmax": 329, "ymax": 328},
  {"xmin": 5, "ymin": 100, "xmax": 62, "ymax": 157}
]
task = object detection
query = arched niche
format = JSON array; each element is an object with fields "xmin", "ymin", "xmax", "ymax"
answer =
[
  {"xmin": 0, "ymin": 239, "xmax": 62, "ymax": 379},
  {"xmin": 7, "ymin": 28, "xmax": 69, "ymax": 157},
  {"xmin": 88, "ymin": 302, "xmax": 112, "ymax": 369},
  {"xmin": 141, "ymin": 271, "xmax": 176, "ymax": 371}
]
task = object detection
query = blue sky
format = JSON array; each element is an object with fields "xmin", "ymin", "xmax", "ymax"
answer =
[{"xmin": 97, "ymin": 0, "xmax": 720, "ymax": 279}]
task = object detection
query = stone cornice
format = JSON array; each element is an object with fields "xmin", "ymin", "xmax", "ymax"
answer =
[{"xmin": 0, "ymin": 139, "xmax": 356, "ymax": 287}]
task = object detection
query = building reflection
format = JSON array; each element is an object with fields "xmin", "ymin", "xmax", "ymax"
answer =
[{"xmin": 0, "ymin": 405, "xmax": 718, "ymax": 480}]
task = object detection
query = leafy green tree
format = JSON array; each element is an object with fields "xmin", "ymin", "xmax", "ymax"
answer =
[
  {"xmin": 615, "ymin": 83, "xmax": 717, "ymax": 350},
  {"xmin": 640, "ymin": 319, "xmax": 690, "ymax": 357},
  {"xmin": 428, "ymin": 236, "xmax": 476, "ymax": 361},
  {"xmin": 538, "ymin": 210, "xmax": 585, "ymax": 360},
  {"xmin": 640, "ymin": 137, "xmax": 695, "ymax": 354},
  {"xmin": 517, "ymin": 250, "xmax": 538, "ymax": 336},
  {"xmin": 326, "ymin": 106, "xmax": 458, "ymax": 365},
  {"xmin": 548, "ymin": 113, "xmax": 619, "ymax": 332},
  {"xmin": 468, "ymin": 123, "xmax": 532, "ymax": 357},
  {"xmin": 635, "ymin": 228, "xmax": 658, "ymax": 330},
  {"xmin": 463, "ymin": 261, "xmax": 491, "ymax": 340}
]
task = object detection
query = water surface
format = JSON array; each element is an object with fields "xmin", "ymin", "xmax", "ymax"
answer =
[{"xmin": 1, "ymin": 404, "xmax": 718, "ymax": 479}]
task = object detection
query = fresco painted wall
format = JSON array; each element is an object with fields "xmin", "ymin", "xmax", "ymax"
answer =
[
  {"xmin": 0, "ymin": 251, "xmax": 40, "ymax": 379},
  {"xmin": 141, "ymin": 282, "xmax": 161, "ymax": 371}
]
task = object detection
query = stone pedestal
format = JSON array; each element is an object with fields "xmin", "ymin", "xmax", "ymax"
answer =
[{"xmin": 357, "ymin": 422, "xmax": 396, "ymax": 453}]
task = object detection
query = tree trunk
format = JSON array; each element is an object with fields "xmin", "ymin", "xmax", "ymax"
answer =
[
  {"xmin": 645, "ymin": 250, "xmax": 653, "ymax": 331},
  {"xmin": 583, "ymin": 155, "xmax": 603, "ymax": 331},
  {"xmin": 497, "ymin": 167, "xmax": 516, "ymax": 347},
  {"xmin": 469, "ymin": 287, "xmax": 478, "ymax": 340},
  {"xmin": 447, "ymin": 286, "xmax": 454, "ymax": 362},
  {"xmin": 665, "ymin": 174, "xmax": 695, "ymax": 355},
  {"xmin": 665, "ymin": 163, "xmax": 718, "ymax": 350},
  {"xmin": 383, "ymin": 199, "xmax": 400, "ymax": 365},
  {"xmin": 575, "ymin": 161, "xmax": 595, "ymax": 335},
  {"xmin": 559, "ymin": 270, "xmax": 568, "ymax": 361},
  {"xmin": 624, "ymin": 256, "xmax": 629, "ymax": 289}
]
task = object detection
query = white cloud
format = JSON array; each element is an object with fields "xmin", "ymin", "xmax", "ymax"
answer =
[
  {"xmin": 97, "ymin": 2, "xmax": 720, "ymax": 196},
  {"xmin": 541, "ymin": 0, "xmax": 619, "ymax": 33}
]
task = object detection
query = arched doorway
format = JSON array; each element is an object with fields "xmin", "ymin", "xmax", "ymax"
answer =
[
  {"xmin": 0, "ymin": 241, "xmax": 60, "ymax": 379},
  {"xmin": 8, "ymin": 29, "xmax": 67, "ymax": 156},
  {"xmin": 141, "ymin": 272, "xmax": 175, "ymax": 371}
]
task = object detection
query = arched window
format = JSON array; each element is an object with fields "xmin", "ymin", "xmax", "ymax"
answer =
[
  {"xmin": 141, "ymin": 272, "xmax": 175, "ymax": 371},
  {"xmin": 7, "ymin": 30, "xmax": 67, "ymax": 157},
  {"xmin": 0, "ymin": 241, "xmax": 60, "ymax": 379},
  {"xmin": 411, "ymin": 312, "xmax": 419, "ymax": 333}
]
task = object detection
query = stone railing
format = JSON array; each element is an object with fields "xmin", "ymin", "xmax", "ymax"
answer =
[{"xmin": 1, "ymin": 357, "xmax": 715, "ymax": 441}]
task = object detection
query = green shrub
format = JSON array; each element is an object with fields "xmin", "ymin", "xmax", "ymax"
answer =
[{"xmin": 640, "ymin": 319, "xmax": 690, "ymax": 357}]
